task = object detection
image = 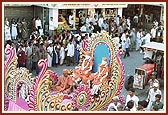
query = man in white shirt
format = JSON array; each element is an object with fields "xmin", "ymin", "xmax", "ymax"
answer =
[
  {"xmin": 98, "ymin": 15, "xmax": 104, "ymax": 29},
  {"xmin": 141, "ymin": 33, "xmax": 151, "ymax": 44},
  {"xmin": 150, "ymin": 25, "xmax": 156, "ymax": 42},
  {"xmin": 49, "ymin": 17, "xmax": 56, "ymax": 37},
  {"xmin": 65, "ymin": 40, "xmax": 75, "ymax": 66},
  {"xmin": 107, "ymin": 96, "xmax": 121, "ymax": 111},
  {"xmin": 136, "ymin": 29, "xmax": 143, "ymax": 51},
  {"xmin": 47, "ymin": 43, "xmax": 53, "ymax": 68},
  {"xmin": 113, "ymin": 33, "xmax": 120, "ymax": 48},
  {"xmin": 25, "ymin": 42, "xmax": 32, "ymax": 71},
  {"xmin": 68, "ymin": 13, "xmax": 74, "ymax": 27},
  {"xmin": 35, "ymin": 16, "xmax": 42, "ymax": 34},
  {"xmin": 80, "ymin": 23, "xmax": 87, "ymax": 33},
  {"xmin": 146, "ymin": 83, "xmax": 162, "ymax": 110},
  {"xmin": 123, "ymin": 35, "xmax": 130, "ymax": 58},
  {"xmin": 91, "ymin": 15, "xmax": 98, "ymax": 26},
  {"xmin": 125, "ymin": 88, "xmax": 139, "ymax": 111}
]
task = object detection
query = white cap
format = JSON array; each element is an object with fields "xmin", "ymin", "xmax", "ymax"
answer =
[{"xmin": 112, "ymin": 96, "xmax": 119, "ymax": 101}]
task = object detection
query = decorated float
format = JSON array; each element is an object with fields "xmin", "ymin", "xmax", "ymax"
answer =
[{"xmin": 4, "ymin": 32, "xmax": 125, "ymax": 111}]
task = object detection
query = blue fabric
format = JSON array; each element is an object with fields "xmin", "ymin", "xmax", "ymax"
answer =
[{"xmin": 93, "ymin": 43, "xmax": 110, "ymax": 73}]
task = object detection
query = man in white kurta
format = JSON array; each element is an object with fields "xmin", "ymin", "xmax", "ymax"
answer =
[
  {"xmin": 68, "ymin": 13, "xmax": 74, "ymax": 27},
  {"xmin": 136, "ymin": 30, "xmax": 143, "ymax": 51},
  {"xmin": 47, "ymin": 43, "xmax": 53, "ymax": 67},
  {"xmin": 125, "ymin": 88, "xmax": 139, "ymax": 111},
  {"xmin": 65, "ymin": 41, "xmax": 75, "ymax": 66},
  {"xmin": 59, "ymin": 45, "xmax": 65, "ymax": 65},
  {"xmin": 146, "ymin": 83, "xmax": 162, "ymax": 110},
  {"xmin": 49, "ymin": 17, "xmax": 56, "ymax": 37},
  {"xmin": 150, "ymin": 25, "xmax": 156, "ymax": 41}
]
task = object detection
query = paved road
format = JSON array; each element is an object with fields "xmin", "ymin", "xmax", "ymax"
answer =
[{"xmin": 43, "ymin": 50, "xmax": 164, "ymax": 103}]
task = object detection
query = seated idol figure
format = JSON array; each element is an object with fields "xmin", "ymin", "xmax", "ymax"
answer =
[
  {"xmin": 73, "ymin": 51, "xmax": 93, "ymax": 85},
  {"xmin": 51, "ymin": 69, "xmax": 73, "ymax": 94},
  {"xmin": 89, "ymin": 57, "xmax": 110, "ymax": 95}
]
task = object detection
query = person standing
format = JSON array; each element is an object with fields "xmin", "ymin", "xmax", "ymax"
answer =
[
  {"xmin": 49, "ymin": 17, "xmax": 56, "ymax": 38},
  {"xmin": 40, "ymin": 43, "xmax": 48, "ymax": 60},
  {"xmin": 107, "ymin": 96, "xmax": 121, "ymax": 111},
  {"xmin": 98, "ymin": 15, "xmax": 104, "ymax": 29},
  {"xmin": 31, "ymin": 17, "xmax": 36, "ymax": 33},
  {"xmin": 32, "ymin": 44, "xmax": 40, "ymax": 75},
  {"xmin": 123, "ymin": 34, "xmax": 130, "ymax": 58},
  {"xmin": 11, "ymin": 18, "xmax": 18, "ymax": 40},
  {"xmin": 4, "ymin": 17, "xmax": 11, "ymax": 41},
  {"xmin": 68, "ymin": 13, "xmax": 74, "ymax": 27},
  {"xmin": 146, "ymin": 72, "xmax": 159, "ymax": 93},
  {"xmin": 59, "ymin": 43, "xmax": 65, "ymax": 65},
  {"xmin": 146, "ymin": 83, "xmax": 162, "ymax": 110},
  {"xmin": 136, "ymin": 29, "xmax": 143, "ymax": 51},
  {"xmin": 17, "ymin": 44, "xmax": 26, "ymax": 67},
  {"xmin": 150, "ymin": 25, "xmax": 156, "ymax": 42},
  {"xmin": 151, "ymin": 94, "xmax": 164, "ymax": 111},
  {"xmin": 25, "ymin": 42, "xmax": 33, "ymax": 72},
  {"xmin": 125, "ymin": 88, "xmax": 139, "ymax": 111},
  {"xmin": 65, "ymin": 39, "xmax": 75, "ymax": 66},
  {"xmin": 129, "ymin": 28, "xmax": 136, "ymax": 51},
  {"xmin": 16, "ymin": 18, "xmax": 22, "ymax": 40},
  {"xmin": 47, "ymin": 42, "xmax": 54, "ymax": 68},
  {"xmin": 35, "ymin": 16, "xmax": 42, "ymax": 34},
  {"xmin": 21, "ymin": 17, "xmax": 29, "ymax": 39},
  {"xmin": 52, "ymin": 42, "xmax": 59, "ymax": 67}
]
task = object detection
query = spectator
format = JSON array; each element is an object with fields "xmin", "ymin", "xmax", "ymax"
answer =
[
  {"xmin": 35, "ymin": 16, "xmax": 42, "ymax": 34},
  {"xmin": 59, "ymin": 43, "xmax": 65, "ymax": 65},
  {"xmin": 4, "ymin": 17, "xmax": 11, "ymax": 41},
  {"xmin": 68, "ymin": 13, "xmax": 74, "ymax": 27},
  {"xmin": 151, "ymin": 94, "xmax": 163, "ymax": 111},
  {"xmin": 32, "ymin": 44, "xmax": 40, "ymax": 75},
  {"xmin": 123, "ymin": 34, "xmax": 130, "ymax": 58},
  {"xmin": 49, "ymin": 17, "xmax": 56, "ymax": 38},
  {"xmin": 146, "ymin": 72, "xmax": 159, "ymax": 93},
  {"xmin": 125, "ymin": 100, "xmax": 134, "ymax": 111},
  {"xmin": 17, "ymin": 44, "xmax": 26, "ymax": 67},
  {"xmin": 25, "ymin": 42, "xmax": 33, "ymax": 72},
  {"xmin": 65, "ymin": 39, "xmax": 75, "ymax": 66},
  {"xmin": 11, "ymin": 18, "xmax": 18, "ymax": 40},
  {"xmin": 107, "ymin": 96, "xmax": 120, "ymax": 111},
  {"xmin": 21, "ymin": 17, "xmax": 29, "ymax": 39},
  {"xmin": 146, "ymin": 82, "xmax": 162, "ymax": 110},
  {"xmin": 47, "ymin": 42, "xmax": 54, "ymax": 68},
  {"xmin": 125, "ymin": 88, "xmax": 139, "ymax": 111}
]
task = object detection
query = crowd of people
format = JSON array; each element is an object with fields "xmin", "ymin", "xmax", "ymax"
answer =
[
  {"xmin": 107, "ymin": 81, "xmax": 163, "ymax": 111},
  {"xmin": 4, "ymin": 10, "xmax": 164, "ymax": 111}
]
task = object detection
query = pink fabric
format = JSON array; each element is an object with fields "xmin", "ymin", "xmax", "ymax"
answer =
[
  {"xmin": 8, "ymin": 100, "xmax": 26, "ymax": 111},
  {"xmin": 61, "ymin": 99, "xmax": 72, "ymax": 105},
  {"xmin": 16, "ymin": 97, "xmax": 29, "ymax": 110}
]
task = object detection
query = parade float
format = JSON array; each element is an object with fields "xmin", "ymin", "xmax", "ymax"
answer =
[{"xmin": 4, "ymin": 32, "xmax": 125, "ymax": 111}]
